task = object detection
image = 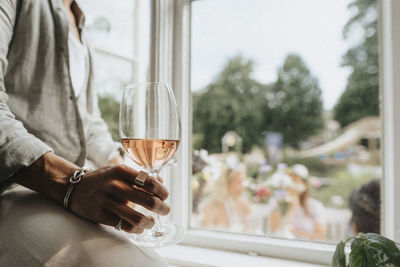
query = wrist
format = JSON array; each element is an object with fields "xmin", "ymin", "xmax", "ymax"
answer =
[
  {"xmin": 63, "ymin": 167, "xmax": 86, "ymax": 209},
  {"xmin": 13, "ymin": 152, "xmax": 80, "ymax": 204}
]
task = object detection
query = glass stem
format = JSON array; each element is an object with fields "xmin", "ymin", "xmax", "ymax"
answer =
[{"xmin": 149, "ymin": 171, "xmax": 161, "ymax": 235}]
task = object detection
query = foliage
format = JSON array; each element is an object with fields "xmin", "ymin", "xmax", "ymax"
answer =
[
  {"xmin": 98, "ymin": 94, "xmax": 120, "ymax": 141},
  {"xmin": 267, "ymin": 54, "xmax": 324, "ymax": 147},
  {"xmin": 193, "ymin": 54, "xmax": 324, "ymax": 153},
  {"xmin": 193, "ymin": 56, "xmax": 269, "ymax": 153},
  {"xmin": 334, "ymin": 0, "xmax": 379, "ymax": 127},
  {"xmin": 332, "ymin": 233, "xmax": 400, "ymax": 267}
]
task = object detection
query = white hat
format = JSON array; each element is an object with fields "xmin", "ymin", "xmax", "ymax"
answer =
[
  {"xmin": 267, "ymin": 171, "xmax": 293, "ymax": 188},
  {"xmin": 291, "ymin": 164, "xmax": 309, "ymax": 180}
]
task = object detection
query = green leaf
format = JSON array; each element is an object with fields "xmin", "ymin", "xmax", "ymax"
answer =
[
  {"xmin": 349, "ymin": 237, "xmax": 376, "ymax": 267},
  {"xmin": 346, "ymin": 234, "xmax": 400, "ymax": 267},
  {"xmin": 364, "ymin": 233, "xmax": 399, "ymax": 252},
  {"xmin": 363, "ymin": 233, "xmax": 400, "ymax": 266},
  {"xmin": 332, "ymin": 240, "xmax": 347, "ymax": 267}
]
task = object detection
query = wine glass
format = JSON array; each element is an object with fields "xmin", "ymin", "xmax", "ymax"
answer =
[{"xmin": 119, "ymin": 81, "xmax": 183, "ymax": 247}]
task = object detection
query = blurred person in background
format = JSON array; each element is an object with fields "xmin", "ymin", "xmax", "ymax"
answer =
[
  {"xmin": 285, "ymin": 164, "xmax": 326, "ymax": 239},
  {"xmin": 201, "ymin": 164, "xmax": 250, "ymax": 232},
  {"xmin": 192, "ymin": 151, "xmax": 208, "ymax": 214},
  {"xmin": 270, "ymin": 164, "xmax": 327, "ymax": 240},
  {"xmin": 349, "ymin": 179, "xmax": 380, "ymax": 235}
]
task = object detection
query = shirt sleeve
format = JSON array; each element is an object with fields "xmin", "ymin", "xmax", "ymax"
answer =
[
  {"xmin": 85, "ymin": 84, "xmax": 121, "ymax": 167},
  {"xmin": 0, "ymin": 0, "xmax": 53, "ymax": 183}
]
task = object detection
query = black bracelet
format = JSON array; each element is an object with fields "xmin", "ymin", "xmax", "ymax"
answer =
[{"xmin": 63, "ymin": 167, "xmax": 86, "ymax": 209}]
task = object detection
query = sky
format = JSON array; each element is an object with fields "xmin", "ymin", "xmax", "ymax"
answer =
[
  {"xmin": 79, "ymin": 0, "xmax": 356, "ymax": 110},
  {"xmin": 191, "ymin": 0, "xmax": 354, "ymax": 110}
]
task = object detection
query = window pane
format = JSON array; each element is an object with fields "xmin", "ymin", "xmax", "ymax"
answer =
[
  {"xmin": 79, "ymin": 0, "xmax": 151, "ymax": 141},
  {"xmin": 191, "ymin": 0, "xmax": 380, "ymax": 243}
]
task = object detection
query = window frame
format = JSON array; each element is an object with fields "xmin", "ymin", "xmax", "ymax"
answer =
[
  {"xmin": 151, "ymin": 0, "xmax": 400, "ymax": 265},
  {"xmin": 380, "ymin": 0, "xmax": 400, "ymax": 242}
]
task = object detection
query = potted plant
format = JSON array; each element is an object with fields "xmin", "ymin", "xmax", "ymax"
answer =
[{"xmin": 332, "ymin": 233, "xmax": 400, "ymax": 266}]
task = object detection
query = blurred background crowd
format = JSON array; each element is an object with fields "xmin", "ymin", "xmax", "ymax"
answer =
[{"xmin": 191, "ymin": 149, "xmax": 380, "ymax": 242}]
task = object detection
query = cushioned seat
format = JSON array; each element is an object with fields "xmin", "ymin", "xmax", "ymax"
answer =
[{"xmin": 0, "ymin": 185, "xmax": 169, "ymax": 267}]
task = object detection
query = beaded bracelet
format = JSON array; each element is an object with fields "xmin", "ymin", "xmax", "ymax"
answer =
[{"xmin": 63, "ymin": 167, "xmax": 86, "ymax": 209}]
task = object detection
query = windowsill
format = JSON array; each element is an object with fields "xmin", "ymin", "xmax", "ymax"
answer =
[{"xmin": 156, "ymin": 245, "xmax": 329, "ymax": 267}]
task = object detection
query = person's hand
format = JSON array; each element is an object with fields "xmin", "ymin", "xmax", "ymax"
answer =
[{"xmin": 69, "ymin": 165, "xmax": 170, "ymax": 234}]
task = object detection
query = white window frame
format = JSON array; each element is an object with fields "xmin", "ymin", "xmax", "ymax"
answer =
[
  {"xmin": 151, "ymin": 0, "xmax": 400, "ymax": 265},
  {"xmin": 380, "ymin": 0, "xmax": 400, "ymax": 241}
]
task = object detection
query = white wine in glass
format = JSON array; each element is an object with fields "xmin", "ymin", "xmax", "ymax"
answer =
[{"xmin": 119, "ymin": 81, "xmax": 183, "ymax": 247}]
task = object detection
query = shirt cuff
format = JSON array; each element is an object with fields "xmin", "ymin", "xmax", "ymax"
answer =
[
  {"xmin": 87, "ymin": 141, "xmax": 122, "ymax": 167},
  {"xmin": 0, "ymin": 134, "xmax": 53, "ymax": 184}
]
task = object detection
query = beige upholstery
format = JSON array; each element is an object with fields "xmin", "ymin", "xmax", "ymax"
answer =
[{"xmin": 0, "ymin": 185, "xmax": 169, "ymax": 267}]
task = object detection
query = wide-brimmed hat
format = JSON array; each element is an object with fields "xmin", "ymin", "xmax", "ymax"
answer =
[{"xmin": 290, "ymin": 164, "xmax": 309, "ymax": 180}]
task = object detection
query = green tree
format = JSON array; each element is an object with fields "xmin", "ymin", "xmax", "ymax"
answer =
[
  {"xmin": 98, "ymin": 94, "xmax": 120, "ymax": 141},
  {"xmin": 193, "ymin": 56, "xmax": 269, "ymax": 153},
  {"xmin": 267, "ymin": 54, "xmax": 324, "ymax": 146},
  {"xmin": 334, "ymin": 0, "xmax": 379, "ymax": 127}
]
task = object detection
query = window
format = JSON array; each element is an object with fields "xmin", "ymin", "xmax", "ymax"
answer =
[
  {"xmin": 170, "ymin": 0, "xmax": 400, "ymax": 265},
  {"xmin": 190, "ymin": 0, "xmax": 380, "ymax": 243},
  {"xmin": 79, "ymin": 0, "xmax": 151, "ymax": 140},
  {"xmin": 80, "ymin": 0, "xmax": 400, "ymax": 265}
]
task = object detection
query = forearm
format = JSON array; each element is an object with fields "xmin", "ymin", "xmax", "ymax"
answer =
[
  {"xmin": 11, "ymin": 152, "xmax": 79, "ymax": 204},
  {"xmin": 10, "ymin": 153, "xmax": 171, "ymax": 234}
]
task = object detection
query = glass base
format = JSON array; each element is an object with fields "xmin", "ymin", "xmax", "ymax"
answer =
[{"xmin": 128, "ymin": 222, "xmax": 185, "ymax": 248}]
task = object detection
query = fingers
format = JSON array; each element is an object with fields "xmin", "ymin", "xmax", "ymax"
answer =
[
  {"xmin": 96, "ymin": 209, "xmax": 142, "ymax": 234},
  {"xmin": 103, "ymin": 199, "xmax": 155, "ymax": 232},
  {"xmin": 142, "ymin": 175, "xmax": 169, "ymax": 201},
  {"xmin": 112, "ymin": 165, "xmax": 169, "ymax": 201},
  {"xmin": 129, "ymin": 187, "xmax": 171, "ymax": 215},
  {"xmin": 112, "ymin": 217, "xmax": 144, "ymax": 234},
  {"xmin": 121, "ymin": 221, "xmax": 144, "ymax": 234},
  {"xmin": 105, "ymin": 179, "xmax": 170, "ymax": 216}
]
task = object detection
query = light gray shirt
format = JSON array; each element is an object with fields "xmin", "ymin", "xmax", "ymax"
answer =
[{"xmin": 0, "ymin": 0, "xmax": 120, "ymax": 185}]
